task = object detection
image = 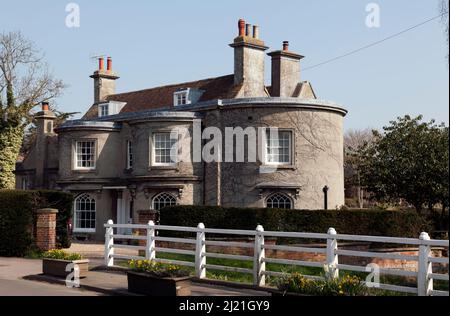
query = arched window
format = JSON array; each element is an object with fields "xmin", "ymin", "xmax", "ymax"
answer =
[
  {"xmin": 152, "ymin": 193, "xmax": 177, "ymax": 211},
  {"xmin": 74, "ymin": 193, "xmax": 96, "ymax": 232},
  {"xmin": 266, "ymin": 193, "xmax": 293, "ymax": 210}
]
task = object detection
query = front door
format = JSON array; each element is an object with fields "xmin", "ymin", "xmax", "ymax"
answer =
[{"xmin": 117, "ymin": 190, "xmax": 132, "ymax": 235}]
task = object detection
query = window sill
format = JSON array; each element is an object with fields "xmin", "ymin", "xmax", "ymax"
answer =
[
  {"xmin": 73, "ymin": 229, "xmax": 96, "ymax": 234},
  {"xmin": 260, "ymin": 164, "xmax": 297, "ymax": 171},
  {"xmin": 149, "ymin": 165, "xmax": 179, "ymax": 171},
  {"xmin": 72, "ymin": 169, "xmax": 97, "ymax": 174}
]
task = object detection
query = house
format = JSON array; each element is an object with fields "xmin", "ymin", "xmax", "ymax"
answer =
[{"xmin": 15, "ymin": 20, "xmax": 347, "ymax": 240}]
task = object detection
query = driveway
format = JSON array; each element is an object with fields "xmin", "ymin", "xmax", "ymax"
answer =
[{"xmin": 0, "ymin": 257, "xmax": 101, "ymax": 296}]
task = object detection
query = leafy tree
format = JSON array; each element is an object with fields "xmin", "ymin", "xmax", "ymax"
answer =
[
  {"xmin": 356, "ymin": 115, "xmax": 449, "ymax": 214},
  {"xmin": 0, "ymin": 31, "xmax": 65, "ymax": 189}
]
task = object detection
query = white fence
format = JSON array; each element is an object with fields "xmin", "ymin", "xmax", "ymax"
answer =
[{"xmin": 104, "ymin": 220, "xmax": 449, "ymax": 296}]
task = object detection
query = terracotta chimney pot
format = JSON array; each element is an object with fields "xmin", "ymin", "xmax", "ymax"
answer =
[
  {"xmin": 245, "ymin": 24, "xmax": 252, "ymax": 36},
  {"xmin": 107, "ymin": 57, "xmax": 112, "ymax": 72},
  {"xmin": 42, "ymin": 102, "xmax": 49, "ymax": 111},
  {"xmin": 238, "ymin": 19, "xmax": 246, "ymax": 37},
  {"xmin": 253, "ymin": 25, "xmax": 259, "ymax": 39},
  {"xmin": 99, "ymin": 57, "xmax": 104, "ymax": 71}
]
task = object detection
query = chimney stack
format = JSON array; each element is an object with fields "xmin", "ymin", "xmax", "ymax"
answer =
[
  {"xmin": 90, "ymin": 56, "xmax": 120, "ymax": 104},
  {"xmin": 230, "ymin": 19, "xmax": 269, "ymax": 98},
  {"xmin": 268, "ymin": 42, "xmax": 304, "ymax": 97},
  {"xmin": 34, "ymin": 102, "xmax": 56, "ymax": 187}
]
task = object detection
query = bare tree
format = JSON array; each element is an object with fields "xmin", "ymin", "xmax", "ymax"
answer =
[
  {"xmin": 0, "ymin": 31, "xmax": 65, "ymax": 189},
  {"xmin": 440, "ymin": 0, "xmax": 449, "ymax": 62},
  {"xmin": 344, "ymin": 128, "xmax": 375, "ymax": 209},
  {"xmin": 344, "ymin": 128, "xmax": 374, "ymax": 153}
]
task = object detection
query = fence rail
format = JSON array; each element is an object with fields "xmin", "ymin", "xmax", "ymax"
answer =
[{"xmin": 104, "ymin": 220, "xmax": 449, "ymax": 296}]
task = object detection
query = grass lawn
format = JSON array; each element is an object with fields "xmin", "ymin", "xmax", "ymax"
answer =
[{"xmin": 154, "ymin": 252, "xmax": 322, "ymax": 285}]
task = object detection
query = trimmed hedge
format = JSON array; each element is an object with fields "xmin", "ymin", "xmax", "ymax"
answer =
[
  {"xmin": 160, "ymin": 206, "xmax": 432, "ymax": 238},
  {"xmin": 0, "ymin": 191, "xmax": 34, "ymax": 257},
  {"xmin": 0, "ymin": 190, "xmax": 73, "ymax": 257},
  {"xmin": 35, "ymin": 190, "xmax": 74, "ymax": 249}
]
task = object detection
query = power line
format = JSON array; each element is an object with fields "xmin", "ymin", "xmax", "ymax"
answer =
[{"xmin": 303, "ymin": 11, "xmax": 449, "ymax": 72}]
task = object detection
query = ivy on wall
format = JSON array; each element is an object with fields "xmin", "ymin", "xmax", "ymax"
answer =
[{"xmin": 0, "ymin": 122, "xmax": 24, "ymax": 189}]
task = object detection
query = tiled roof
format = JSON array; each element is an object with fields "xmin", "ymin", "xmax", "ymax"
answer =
[{"xmin": 83, "ymin": 74, "xmax": 236, "ymax": 119}]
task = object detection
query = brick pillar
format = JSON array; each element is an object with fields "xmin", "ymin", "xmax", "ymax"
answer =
[
  {"xmin": 35, "ymin": 209, "xmax": 58, "ymax": 251},
  {"xmin": 137, "ymin": 210, "xmax": 158, "ymax": 257}
]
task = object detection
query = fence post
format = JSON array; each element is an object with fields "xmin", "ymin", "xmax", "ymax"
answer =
[
  {"xmin": 253, "ymin": 225, "xmax": 266, "ymax": 287},
  {"xmin": 104, "ymin": 220, "xmax": 114, "ymax": 267},
  {"xmin": 146, "ymin": 221, "xmax": 156, "ymax": 261},
  {"xmin": 195, "ymin": 223, "xmax": 206, "ymax": 279},
  {"xmin": 326, "ymin": 228, "xmax": 339, "ymax": 279},
  {"xmin": 418, "ymin": 232, "xmax": 433, "ymax": 296}
]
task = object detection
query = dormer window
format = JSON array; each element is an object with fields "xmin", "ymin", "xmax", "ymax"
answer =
[
  {"xmin": 99, "ymin": 103, "xmax": 109, "ymax": 117},
  {"xmin": 173, "ymin": 88, "xmax": 205, "ymax": 107},
  {"xmin": 98, "ymin": 101, "xmax": 127, "ymax": 118},
  {"xmin": 174, "ymin": 89, "xmax": 190, "ymax": 106}
]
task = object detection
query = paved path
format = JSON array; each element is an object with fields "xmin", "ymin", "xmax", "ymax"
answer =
[
  {"xmin": 68, "ymin": 242, "xmax": 135, "ymax": 267},
  {"xmin": 0, "ymin": 257, "xmax": 270, "ymax": 296},
  {"xmin": 0, "ymin": 257, "xmax": 100, "ymax": 296}
]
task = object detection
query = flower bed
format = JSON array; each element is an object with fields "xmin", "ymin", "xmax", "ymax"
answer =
[{"xmin": 276, "ymin": 273, "xmax": 368, "ymax": 296}]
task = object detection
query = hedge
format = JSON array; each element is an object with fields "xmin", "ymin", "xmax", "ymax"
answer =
[
  {"xmin": 34, "ymin": 190, "xmax": 74, "ymax": 249},
  {"xmin": 0, "ymin": 191, "xmax": 34, "ymax": 257},
  {"xmin": 160, "ymin": 206, "xmax": 432, "ymax": 239},
  {"xmin": 0, "ymin": 190, "xmax": 73, "ymax": 257}
]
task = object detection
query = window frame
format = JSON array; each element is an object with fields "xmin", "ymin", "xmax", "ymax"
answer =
[
  {"xmin": 173, "ymin": 89, "xmax": 190, "ymax": 106},
  {"xmin": 265, "ymin": 192, "xmax": 294, "ymax": 210},
  {"xmin": 21, "ymin": 178, "xmax": 28, "ymax": 190},
  {"xmin": 263, "ymin": 129, "xmax": 294, "ymax": 166},
  {"xmin": 150, "ymin": 131, "xmax": 179, "ymax": 167},
  {"xmin": 73, "ymin": 139, "xmax": 97, "ymax": 171},
  {"xmin": 73, "ymin": 193, "xmax": 97, "ymax": 233},
  {"xmin": 126, "ymin": 140, "xmax": 133, "ymax": 170},
  {"xmin": 151, "ymin": 192, "xmax": 178, "ymax": 211},
  {"xmin": 98, "ymin": 103, "xmax": 109, "ymax": 117}
]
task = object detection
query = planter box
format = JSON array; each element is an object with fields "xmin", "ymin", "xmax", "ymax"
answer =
[
  {"xmin": 127, "ymin": 271, "xmax": 191, "ymax": 296},
  {"xmin": 42, "ymin": 259, "xmax": 89, "ymax": 279}
]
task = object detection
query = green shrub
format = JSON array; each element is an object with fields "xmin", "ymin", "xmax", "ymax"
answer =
[
  {"xmin": 0, "ymin": 190, "xmax": 73, "ymax": 257},
  {"xmin": 35, "ymin": 190, "xmax": 73, "ymax": 248},
  {"xmin": 0, "ymin": 190, "xmax": 34, "ymax": 257},
  {"xmin": 160, "ymin": 206, "xmax": 431, "ymax": 238}
]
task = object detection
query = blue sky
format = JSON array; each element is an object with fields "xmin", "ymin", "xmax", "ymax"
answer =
[{"xmin": 1, "ymin": 0, "xmax": 448, "ymax": 130}]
